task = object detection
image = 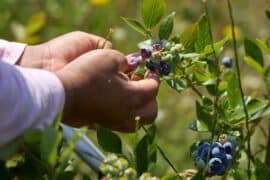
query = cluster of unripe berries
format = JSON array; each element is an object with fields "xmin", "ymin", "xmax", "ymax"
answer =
[
  {"xmin": 127, "ymin": 41, "xmax": 184, "ymax": 78},
  {"xmin": 191, "ymin": 135, "xmax": 236, "ymax": 177},
  {"xmin": 100, "ymin": 153, "xmax": 159, "ymax": 180}
]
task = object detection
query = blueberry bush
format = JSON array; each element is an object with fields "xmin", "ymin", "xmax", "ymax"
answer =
[{"xmin": 1, "ymin": 0, "xmax": 270, "ymax": 179}]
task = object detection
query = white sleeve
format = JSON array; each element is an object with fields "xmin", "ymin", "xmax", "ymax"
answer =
[{"xmin": 0, "ymin": 60, "xmax": 65, "ymax": 147}]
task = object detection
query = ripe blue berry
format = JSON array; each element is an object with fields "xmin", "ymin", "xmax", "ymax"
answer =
[
  {"xmin": 141, "ymin": 48, "xmax": 152, "ymax": 58},
  {"xmin": 159, "ymin": 63, "xmax": 171, "ymax": 75},
  {"xmin": 146, "ymin": 60, "xmax": 159, "ymax": 71},
  {"xmin": 223, "ymin": 142, "xmax": 233, "ymax": 155},
  {"xmin": 208, "ymin": 158, "xmax": 226, "ymax": 176},
  {"xmin": 211, "ymin": 147, "xmax": 220, "ymax": 156},
  {"xmin": 195, "ymin": 157, "xmax": 205, "ymax": 169},
  {"xmin": 222, "ymin": 57, "xmax": 233, "ymax": 68}
]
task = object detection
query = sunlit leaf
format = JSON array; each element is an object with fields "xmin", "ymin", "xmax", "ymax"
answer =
[
  {"xmin": 141, "ymin": 0, "xmax": 165, "ymax": 28},
  {"xmin": 159, "ymin": 12, "xmax": 175, "ymax": 40},
  {"xmin": 256, "ymin": 38, "xmax": 270, "ymax": 54},
  {"xmin": 244, "ymin": 38, "xmax": 264, "ymax": 68},
  {"xmin": 180, "ymin": 23, "xmax": 198, "ymax": 53},
  {"xmin": 224, "ymin": 70, "xmax": 241, "ymax": 108},
  {"xmin": 122, "ymin": 17, "xmax": 151, "ymax": 37},
  {"xmin": 244, "ymin": 56, "xmax": 264, "ymax": 75},
  {"xmin": 195, "ymin": 15, "xmax": 211, "ymax": 53}
]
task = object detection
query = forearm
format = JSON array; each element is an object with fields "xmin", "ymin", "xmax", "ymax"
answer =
[{"xmin": 0, "ymin": 61, "xmax": 65, "ymax": 146}]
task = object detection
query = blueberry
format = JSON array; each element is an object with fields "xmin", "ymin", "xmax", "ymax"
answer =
[
  {"xmin": 223, "ymin": 142, "xmax": 233, "ymax": 154},
  {"xmin": 153, "ymin": 43, "xmax": 162, "ymax": 51},
  {"xmin": 195, "ymin": 157, "xmax": 206, "ymax": 169},
  {"xmin": 211, "ymin": 147, "xmax": 220, "ymax": 156},
  {"xmin": 191, "ymin": 150, "xmax": 199, "ymax": 159},
  {"xmin": 198, "ymin": 142, "xmax": 210, "ymax": 155},
  {"xmin": 208, "ymin": 158, "xmax": 226, "ymax": 176},
  {"xmin": 146, "ymin": 60, "xmax": 159, "ymax": 71},
  {"xmin": 211, "ymin": 142, "xmax": 223, "ymax": 148},
  {"xmin": 212, "ymin": 152, "xmax": 226, "ymax": 162},
  {"xmin": 222, "ymin": 57, "xmax": 233, "ymax": 68},
  {"xmin": 141, "ymin": 48, "xmax": 152, "ymax": 58},
  {"xmin": 159, "ymin": 63, "xmax": 171, "ymax": 75},
  {"xmin": 200, "ymin": 146, "xmax": 211, "ymax": 162}
]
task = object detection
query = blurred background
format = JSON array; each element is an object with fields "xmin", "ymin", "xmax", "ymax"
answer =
[{"xmin": 1, "ymin": 0, "xmax": 270, "ymax": 178}]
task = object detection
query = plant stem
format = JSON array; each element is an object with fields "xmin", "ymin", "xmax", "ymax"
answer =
[
  {"xmin": 202, "ymin": 1, "xmax": 221, "ymax": 177},
  {"xmin": 226, "ymin": 0, "xmax": 251, "ymax": 179},
  {"xmin": 141, "ymin": 126, "xmax": 181, "ymax": 179}
]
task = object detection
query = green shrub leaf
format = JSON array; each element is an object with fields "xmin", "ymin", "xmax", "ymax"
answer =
[
  {"xmin": 122, "ymin": 17, "xmax": 151, "ymax": 37},
  {"xmin": 159, "ymin": 12, "xmax": 175, "ymax": 40},
  {"xmin": 244, "ymin": 38, "xmax": 264, "ymax": 69},
  {"xmin": 96, "ymin": 126, "xmax": 122, "ymax": 154},
  {"xmin": 141, "ymin": 0, "xmax": 166, "ymax": 28},
  {"xmin": 195, "ymin": 15, "xmax": 211, "ymax": 53}
]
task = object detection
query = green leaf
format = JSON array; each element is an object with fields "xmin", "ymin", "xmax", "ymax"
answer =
[
  {"xmin": 265, "ymin": 66, "xmax": 270, "ymax": 94},
  {"xmin": 244, "ymin": 38, "xmax": 264, "ymax": 68},
  {"xmin": 255, "ymin": 159, "xmax": 270, "ymax": 180},
  {"xmin": 244, "ymin": 56, "xmax": 265, "ymax": 75},
  {"xmin": 195, "ymin": 101, "xmax": 212, "ymax": 130},
  {"xmin": 204, "ymin": 36, "xmax": 230, "ymax": 55},
  {"xmin": 148, "ymin": 143, "xmax": 157, "ymax": 164},
  {"xmin": 96, "ymin": 126, "xmax": 122, "ymax": 154},
  {"xmin": 256, "ymin": 39, "xmax": 270, "ymax": 54},
  {"xmin": 0, "ymin": 138, "xmax": 22, "ymax": 160},
  {"xmin": 166, "ymin": 78, "xmax": 187, "ymax": 93},
  {"xmin": 146, "ymin": 125, "xmax": 156, "ymax": 144},
  {"xmin": 135, "ymin": 135, "xmax": 148, "ymax": 175},
  {"xmin": 195, "ymin": 15, "xmax": 211, "ymax": 53},
  {"xmin": 57, "ymin": 171, "xmax": 77, "ymax": 180},
  {"xmin": 141, "ymin": 0, "xmax": 165, "ymax": 28},
  {"xmin": 224, "ymin": 70, "xmax": 241, "ymax": 108},
  {"xmin": 26, "ymin": 11, "xmax": 46, "ymax": 36},
  {"xmin": 122, "ymin": 17, "xmax": 151, "ymax": 37},
  {"xmin": 159, "ymin": 12, "xmax": 175, "ymax": 40},
  {"xmin": 40, "ymin": 126, "xmax": 62, "ymax": 166},
  {"xmin": 188, "ymin": 120, "xmax": 209, "ymax": 132},
  {"xmin": 266, "ymin": 10, "xmax": 270, "ymax": 20},
  {"xmin": 230, "ymin": 98, "xmax": 267, "ymax": 124},
  {"xmin": 180, "ymin": 23, "xmax": 198, "ymax": 53}
]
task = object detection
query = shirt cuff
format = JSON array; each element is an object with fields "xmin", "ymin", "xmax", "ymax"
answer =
[{"xmin": 0, "ymin": 40, "xmax": 26, "ymax": 65}]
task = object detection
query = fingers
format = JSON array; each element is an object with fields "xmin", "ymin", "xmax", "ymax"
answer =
[
  {"xmin": 128, "ymin": 72, "xmax": 160, "ymax": 105},
  {"xmin": 123, "ymin": 53, "xmax": 141, "ymax": 73}
]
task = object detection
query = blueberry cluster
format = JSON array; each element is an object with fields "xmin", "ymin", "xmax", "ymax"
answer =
[
  {"xmin": 127, "ymin": 41, "xmax": 184, "ymax": 76},
  {"xmin": 191, "ymin": 137, "xmax": 236, "ymax": 177}
]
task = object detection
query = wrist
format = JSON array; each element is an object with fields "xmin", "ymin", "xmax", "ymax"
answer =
[{"xmin": 17, "ymin": 44, "xmax": 46, "ymax": 69}]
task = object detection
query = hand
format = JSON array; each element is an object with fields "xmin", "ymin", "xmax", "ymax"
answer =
[
  {"xmin": 56, "ymin": 49, "xmax": 159, "ymax": 132},
  {"xmin": 17, "ymin": 31, "xmax": 112, "ymax": 71}
]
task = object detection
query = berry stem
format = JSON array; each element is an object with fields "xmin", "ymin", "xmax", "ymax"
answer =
[{"xmin": 226, "ymin": 0, "xmax": 251, "ymax": 179}]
